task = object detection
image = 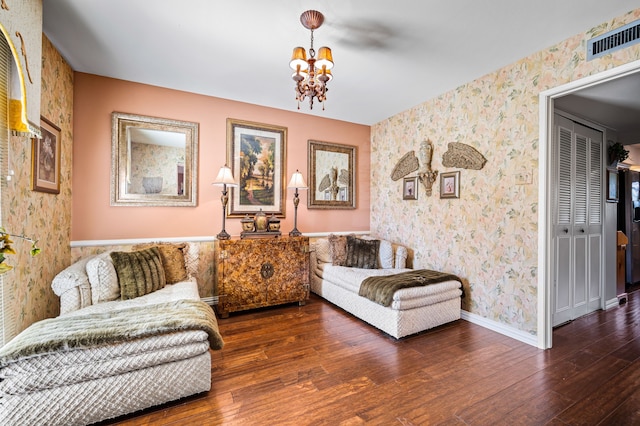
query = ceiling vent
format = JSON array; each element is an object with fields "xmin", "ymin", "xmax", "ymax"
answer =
[{"xmin": 588, "ymin": 19, "xmax": 640, "ymax": 60}]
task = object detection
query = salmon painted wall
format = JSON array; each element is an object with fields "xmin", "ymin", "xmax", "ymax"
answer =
[{"xmin": 72, "ymin": 73, "xmax": 370, "ymax": 241}]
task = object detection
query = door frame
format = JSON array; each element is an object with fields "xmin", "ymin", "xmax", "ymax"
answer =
[{"xmin": 538, "ymin": 59, "xmax": 640, "ymax": 349}]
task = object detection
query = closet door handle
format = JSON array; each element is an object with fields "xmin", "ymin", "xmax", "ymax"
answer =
[
  {"xmin": 580, "ymin": 229, "xmax": 585, "ymax": 233},
  {"xmin": 563, "ymin": 228, "xmax": 569, "ymax": 234}
]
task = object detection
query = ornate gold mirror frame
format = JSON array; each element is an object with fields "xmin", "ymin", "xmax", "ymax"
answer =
[{"xmin": 111, "ymin": 112, "xmax": 199, "ymax": 206}]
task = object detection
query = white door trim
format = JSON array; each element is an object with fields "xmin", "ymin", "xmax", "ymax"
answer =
[{"xmin": 538, "ymin": 59, "xmax": 640, "ymax": 349}]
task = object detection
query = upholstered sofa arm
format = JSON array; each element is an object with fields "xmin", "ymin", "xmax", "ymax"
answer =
[
  {"xmin": 52, "ymin": 255, "xmax": 95, "ymax": 314},
  {"xmin": 394, "ymin": 245, "xmax": 408, "ymax": 269}
]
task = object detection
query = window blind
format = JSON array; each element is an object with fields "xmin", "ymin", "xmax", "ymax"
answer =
[{"xmin": 0, "ymin": 34, "xmax": 12, "ymax": 346}]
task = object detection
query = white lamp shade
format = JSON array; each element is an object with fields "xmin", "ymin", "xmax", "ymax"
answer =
[
  {"xmin": 213, "ymin": 165, "xmax": 238, "ymax": 186},
  {"xmin": 288, "ymin": 170, "xmax": 308, "ymax": 189}
]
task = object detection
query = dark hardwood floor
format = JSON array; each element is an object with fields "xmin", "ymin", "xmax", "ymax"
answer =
[{"xmin": 104, "ymin": 291, "xmax": 640, "ymax": 425}]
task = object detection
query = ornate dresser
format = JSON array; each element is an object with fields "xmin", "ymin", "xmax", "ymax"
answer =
[{"xmin": 214, "ymin": 236, "xmax": 309, "ymax": 318}]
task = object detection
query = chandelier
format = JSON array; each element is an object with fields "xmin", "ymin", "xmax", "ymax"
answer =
[{"xmin": 290, "ymin": 10, "xmax": 334, "ymax": 110}]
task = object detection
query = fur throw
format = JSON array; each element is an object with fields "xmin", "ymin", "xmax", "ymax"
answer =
[
  {"xmin": 0, "ymin": 299, "xmax": 223, "ymax": 365},
  {"xmin": 359, "ymin": 269, "xmax": 462, "ymax": 307}
]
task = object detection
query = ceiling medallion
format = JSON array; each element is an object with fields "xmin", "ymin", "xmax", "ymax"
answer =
[{"xmin": 289, "ymin": 10, "xmax": 334, "ymax": 110}]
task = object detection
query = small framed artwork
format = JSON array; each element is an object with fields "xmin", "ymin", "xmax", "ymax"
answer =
[
  {"xmin": 607, "ymin": 169, "xmax": 619, "ymax": 202},
  {"xmin": 308, "ymin": 140, "xmax": 356, "ymax": 209},
  {"xmin": 226, "ymin": 118, "xmax": 287, "ymax": 217},
  {"xmin": 440, "ymin": 171, "xmax": 460, "ymax": 199},
  {"xmin": 403, "ymin": 176, "xmax": 418, "ymax": 200},
  {"xmin": 32, "ymin": 116, "xmax": 61, "ymax": 194}
]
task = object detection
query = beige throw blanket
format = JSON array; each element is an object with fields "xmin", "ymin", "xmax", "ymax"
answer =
[
  {"xmin": 359, "ymin": 269, "xmax": 462, "ymax": 307},
  {"xmin": 0, "ymin": 299, "xmax": 224, "ymax": 366}
]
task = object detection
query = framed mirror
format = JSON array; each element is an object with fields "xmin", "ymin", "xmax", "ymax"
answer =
[
  {"xmin": 307, "ymin": 140, "xmax": 356, "ymax": 209},
  {"xmin": 111, "ymin": 112, "xmax": 199, "ymax": 206}
]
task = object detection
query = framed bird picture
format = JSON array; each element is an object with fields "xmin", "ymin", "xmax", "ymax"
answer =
[{"xmin": 307, "ymin": 140, "xmax": 356, "ymax": 209}]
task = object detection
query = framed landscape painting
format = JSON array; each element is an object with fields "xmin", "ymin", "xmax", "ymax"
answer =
[
  {"xmin": 226, "ymin": 118, "xmax": 287, "ymax": 217},
  {"xmin": 32, "ymin": 116, "xmax": 61, "ymax": 194}
]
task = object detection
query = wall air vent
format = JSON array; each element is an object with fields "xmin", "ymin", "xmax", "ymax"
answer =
[{"xmin": 588, "ymin": 19, "xmax": 640, "ymax": 60}]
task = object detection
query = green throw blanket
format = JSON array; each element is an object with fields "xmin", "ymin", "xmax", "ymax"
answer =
[
  {"xmin": 359, "ymin": 269, "xmax": 462, "ymax": 307},
  {"xmin": 0, "ymin": 299, "xmax": 224, "ymax": 366}
]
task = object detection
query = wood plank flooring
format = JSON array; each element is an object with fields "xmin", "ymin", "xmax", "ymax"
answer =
[{"xmin": 102, "ymin": 291, "xmax": 640, "ymax": 425}]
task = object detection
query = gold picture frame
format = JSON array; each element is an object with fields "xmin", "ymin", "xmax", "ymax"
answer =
[
  {"xmin": 440, "ymin": 171, "xmax": 460, "ymax": 199},
  {"xmin": 403, "ymin": 176, "xmax": 418, "ymax": 200},
  {"xmin": 227, "ymin": 118, "xmax": 287, "ymax": 217},
  {"xmin": 308, "ymin": 140, "xmax": 356, "ymax": 209},
  {"xmin": 32, "ymin": 116, "xmax": 61, "ymax": 194}
]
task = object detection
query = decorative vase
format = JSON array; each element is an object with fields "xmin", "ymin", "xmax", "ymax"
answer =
[
  {"xmin": 241, "ymin": 214, "xmax": 254, "ymax": 232},
  {"xmin": 268, "ymin": 214, "xmax": 281, "ymax": 232},
  {"xmin": 254, "ymin": 209, "xmax": 268, "ymax": 232}
]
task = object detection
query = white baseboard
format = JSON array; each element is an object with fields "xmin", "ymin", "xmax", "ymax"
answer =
[
  {"xmin": 460, "ymin": 310, "xmax": 538, "ymax": 347},
  {"xmin": 605, "ymin": 296, "xmax": 622, "ymax": 310}
]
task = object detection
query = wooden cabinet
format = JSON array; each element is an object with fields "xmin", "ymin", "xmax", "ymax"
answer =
[{"xmin": 214, "ymin": 236, "xmax": 309, "ymax": 318}]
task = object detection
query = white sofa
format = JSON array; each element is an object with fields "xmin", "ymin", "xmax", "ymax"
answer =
[
  {"xmin": 0, "ymin": 243, "xmax": 223, "ymax": 426},
  {"xmin": 310, "ymin": 235, "xmax": 463, "ymax": 338}
]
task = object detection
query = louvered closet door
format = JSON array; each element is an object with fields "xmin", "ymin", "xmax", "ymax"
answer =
[{"xmin": 553, "ymin": 114, "xmax": 603, "ymax": 327}]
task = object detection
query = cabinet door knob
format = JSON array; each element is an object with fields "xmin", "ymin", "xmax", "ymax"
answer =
[
  {"xmin": 563, "ymin": 228, "xmax": 569, "ymax": 234},
  {"xmin": 260, "ymin": 263, "xmax": 274, "ymax": 279}
]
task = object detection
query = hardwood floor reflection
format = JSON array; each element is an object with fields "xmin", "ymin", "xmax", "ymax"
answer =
[{"xmin": 104, "ymin": 292, "xmax": 640, "ymax": 425}]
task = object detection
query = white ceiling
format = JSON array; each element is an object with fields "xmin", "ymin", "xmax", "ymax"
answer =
[{"xmin": 42, "ymin": 0, "xmax": 640, "ymax": 126}]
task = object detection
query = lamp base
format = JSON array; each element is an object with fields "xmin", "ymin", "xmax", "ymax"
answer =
[
  {"xmin": 289, "ymin": 229, "xmax": 302, "ymax": 237},
  {"xmin": 217, "ymin": 230, "xmax": 231, "ymax": 240}
]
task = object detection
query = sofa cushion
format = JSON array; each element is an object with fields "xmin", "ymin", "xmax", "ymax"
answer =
[
  {"xmin": 345, "ymin": 236, "xmax": 380, "ymax": 269},
  {"xmin": 134, "ymin": 242, "xmax": 187, "ymax": 284},
  {"xmin": 86, "ymin": 252, "xmax": 120, "ymax": 304},
  {"xmin": 378, "ymin": 240, "xmax": 394, "ymax": 269},
  {"xmin": 111, "ymin": 247, "xmax": 167, "ymax": 300},
  {"xmin": 328, "ymin": 234, "xmax": 349, "ymax": 266}
]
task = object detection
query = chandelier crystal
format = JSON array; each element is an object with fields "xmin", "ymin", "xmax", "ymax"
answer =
[{"xmin": 290, "ymin": 10, "xmax": 334, "ymax": 110}]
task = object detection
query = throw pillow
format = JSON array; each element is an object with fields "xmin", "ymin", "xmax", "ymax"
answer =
[
  {"xmin": 183, "ymin": 242, "xmax": 199, "ymax": 278},
  {"xmin": 133, "ymin": 242, "xmax": 188, "ymax": 284},
  {"xmin": 86, "ymin": 252, "xmax": 120, "ymax": 304},
  {"xmin": 328, "ymin": 234, "xmax": 349, "ymax": 266},
  {"xmin": 345, "ymin": 236, "xmax": 380, "ymax": 269},
  {"xmin": 360, "ymin": 236, "xmax": 394, "ymax": 269},
  {"xmin": 111, "ymin": 247, "xmax": 167, "ymax": 300}
]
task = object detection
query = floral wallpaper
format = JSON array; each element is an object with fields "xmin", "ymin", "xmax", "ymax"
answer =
[
  {"xmin": 4, "ymin": 35, "xmax": 73, "ymax": 334},
  {"xmin": 371, "ymin": 9, "xmax": 640, "ymax": 335}
]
